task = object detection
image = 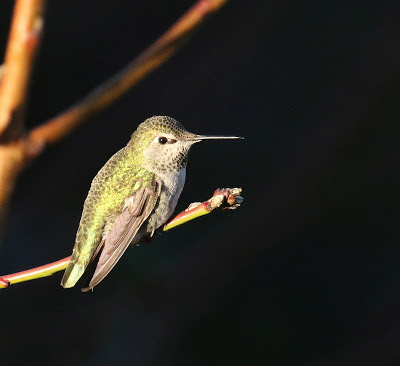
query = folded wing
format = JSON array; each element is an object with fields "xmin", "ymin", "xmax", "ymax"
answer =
[{"xmin": 82, "ymin": 178, "xmax": 160, "ymax": 291}]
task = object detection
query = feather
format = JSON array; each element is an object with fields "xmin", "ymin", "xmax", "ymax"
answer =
[{"xmin": 81, "ymin": 178, "xmax": 160, "ymax": 291}]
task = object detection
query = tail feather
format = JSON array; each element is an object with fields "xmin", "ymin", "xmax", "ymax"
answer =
[{"xmin": 61, "ymin": 262, "xmax": 85, "ymax": 288}]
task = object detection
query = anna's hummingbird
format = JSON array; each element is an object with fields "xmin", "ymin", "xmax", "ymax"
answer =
[{"xmin": 61, "ymin": 116, "xmax": 242, "ymax": 291}]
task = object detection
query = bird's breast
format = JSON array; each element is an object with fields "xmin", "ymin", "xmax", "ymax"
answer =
[{"xmin": 147, "ymin": 167, "xmax": 186, "ymax": 231}]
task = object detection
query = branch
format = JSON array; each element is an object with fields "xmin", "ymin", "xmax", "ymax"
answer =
[
  {"xmin": 0, "ymin": 0, "xmax": 45, "ymax": 138},
  {"xmin": 0, "ymin": 0, "xmax": 45, "ymax": 224},
  {"xmin": 0, "ymin": 188, "xmax": 242, "ymax": 289},
  {"xmin": 163, "ymin": 187, "xmax": 243, "ymax": 231},
  {"xmin": 29, "ymin": 0, "xmax": 228, "ymax": 145}
]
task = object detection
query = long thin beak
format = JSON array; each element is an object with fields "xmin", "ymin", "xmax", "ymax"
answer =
[{"xmin": 188, "ymin": 135, "xmax": 244, "ymax": 142}]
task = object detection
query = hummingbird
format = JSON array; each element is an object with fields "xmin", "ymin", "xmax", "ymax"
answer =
[{"xmin": 61, "ymin": 116, "xmax": 242, "ymax": 291}]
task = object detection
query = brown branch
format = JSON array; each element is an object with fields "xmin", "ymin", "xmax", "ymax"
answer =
[
  {"xmin": 0, "ymin": 0, "xmax": 45, "ymax": 138},
  {"xmin": 0, "ymin": 187, "xmax": 242, "ymax": 289},
  {"xmin": 0, "ymin": 141, "xmax": 26, "ymax": 224},
  {"xmin": 29, "ymin": 0, "xmax": 228, "ymax": 145},
  {"xmin": 0, "ymin": 0, "xmax": 45, "ymax": 225}
]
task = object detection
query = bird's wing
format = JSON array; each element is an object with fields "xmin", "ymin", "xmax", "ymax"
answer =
[{"xmin": 81, "ymin": 177, "xmax": 161, "ymax": 291}]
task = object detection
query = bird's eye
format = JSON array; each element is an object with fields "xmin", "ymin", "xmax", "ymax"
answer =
[{"xmin": 158, "ymin": 137, "xmax": 168, "ymax": 144}]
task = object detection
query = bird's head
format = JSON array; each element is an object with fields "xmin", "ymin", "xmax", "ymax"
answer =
[{"xmin": 129, "ymin": 116, "xmax": 243, "ymax": 174}]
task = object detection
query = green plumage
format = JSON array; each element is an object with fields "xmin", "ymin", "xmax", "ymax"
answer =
[{"xmin": 62, "ymin": 147, "xmax": 154, "ymax": 288}]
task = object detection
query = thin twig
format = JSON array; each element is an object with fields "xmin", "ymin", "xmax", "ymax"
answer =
[
  {"xmin": 164, "ymin": 187, "xmax": 243, "ymax": 230},
  {"xmin": 29, "ymin": 0, "xmax": 228, "ymax": 145},
  {"xmin": 0, "ymin": 188, "xmax": 242, "ymax": 289},
  {"xmin": 0, "ymin": 256, "xmax": 70, "ymax": 289}
]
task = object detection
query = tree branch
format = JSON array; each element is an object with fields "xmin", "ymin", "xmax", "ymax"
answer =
[
  {"xmin": 0, "ymin": 0, "xmax": 45, "ymax": 138},
  {"xmin": 0, "ymin": 188, "xmax": 242, "ymax": 289},
  {"xmin": 29, "ymin": 0, "xmax": 228, "ymax": 145},
  {"xmin": 0, "ymin": 0, "xmax": 45, "ymax": 225}
]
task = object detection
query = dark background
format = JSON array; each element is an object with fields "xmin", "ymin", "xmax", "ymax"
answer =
[{"xmin": 1, "ymin": 1, "xmax": 400, "ymax": 365}]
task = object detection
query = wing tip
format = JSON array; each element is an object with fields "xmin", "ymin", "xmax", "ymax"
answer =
[{"xmin": 81, "ymin": 286, "xmax": 93, "ymax": 293}]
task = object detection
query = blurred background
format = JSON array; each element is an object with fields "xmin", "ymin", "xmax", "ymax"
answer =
[{"xmin": 1, "ymin": 0, "xmax": 400, "ymax": 365}]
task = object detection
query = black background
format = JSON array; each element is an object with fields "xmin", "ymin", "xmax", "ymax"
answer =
[{"xmin": 1, "ymin": 1, "xmax": 400, "ymax": 365}]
